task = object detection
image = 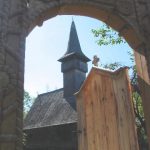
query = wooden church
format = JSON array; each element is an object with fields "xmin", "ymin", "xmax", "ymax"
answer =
[{"xmin": 23, "ymin": 21, "xmax": 90, "ymax": 150}]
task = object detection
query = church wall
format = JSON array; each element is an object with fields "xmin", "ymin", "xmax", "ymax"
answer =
[{"xmin": 24, "ymin": 123, "xmax": 77, "ymax": 150}]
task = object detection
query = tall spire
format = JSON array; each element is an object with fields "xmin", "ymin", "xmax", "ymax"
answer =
[
  {"xmin": 58, "ymin": 20, "xmax": 90, "ymax": 101},
  {"xmin": 58, "ymin": 20, "xmax": 90, "ymax": 62}
]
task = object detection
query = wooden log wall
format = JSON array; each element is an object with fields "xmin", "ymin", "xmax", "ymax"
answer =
[{"xmin": 76, "ymin": 67, "xmax": 139, "ymax": 150}]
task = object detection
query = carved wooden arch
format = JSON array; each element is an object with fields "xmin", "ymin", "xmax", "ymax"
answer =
[
  {"xmin": 27, "ymin": 0, "xmax": 150, "ymax": 145},
  {"xmin": 0, "ymin": 0, "xmax": 150, "ymax": 150},
  {"xmin": 27, "ymin": 1, "xmax": 142, "ymax": 45}
]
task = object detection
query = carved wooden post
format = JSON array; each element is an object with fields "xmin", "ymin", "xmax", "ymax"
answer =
[
  {"xmin": 0, "ymin": 0, "xmax": 27, "ymax": 150},
  {"xmin": 76, "ymin": 67, "xmax": 139, "ymax": 150},
  {"xmin": 134, "ymin": 44, "xmax": 150, "ymax": 147},
  {"xmin": 132, "ymin": 1, "xmax": 150, "ymax": 146}
]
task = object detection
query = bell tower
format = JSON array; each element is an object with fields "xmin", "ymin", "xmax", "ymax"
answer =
[{"xmin": 58, "ymin": 21, "xmax": 90, "ymax": 100}]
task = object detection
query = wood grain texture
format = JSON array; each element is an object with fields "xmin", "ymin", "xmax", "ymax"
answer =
[{"xmin": 76, "ymin": 67, "xmax": 139, "ymax": 150}]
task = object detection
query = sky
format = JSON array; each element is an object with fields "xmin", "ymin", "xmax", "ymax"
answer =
[{"xmin": 24, "ymin": 15, "xmax": 133, "ymax": 97}]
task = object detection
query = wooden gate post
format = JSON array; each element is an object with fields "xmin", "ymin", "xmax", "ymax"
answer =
[
  {"xmin": 76, "ymin": 67, "xmax": 139, "ymax": 150},
  {"xmin": 134, "ymin": 45, "xmax": 150, "ymax": 147}
]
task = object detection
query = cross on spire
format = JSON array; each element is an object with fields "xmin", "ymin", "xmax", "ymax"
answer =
[{"xmin": 92, "ymin": 55, "xmax": 100, "ymax": 67}]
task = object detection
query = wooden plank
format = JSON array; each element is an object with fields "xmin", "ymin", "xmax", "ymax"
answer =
[
  {"xmin": 77, "ymin": 83, "xmax": 89, "ymax": 150},
  {"xmin": 113, "ymin": 69, "xmax": 138, "ymax": 150},
  {"xmin": 101, "ymin": 75, "xmax": 120, "ymax": 150}
]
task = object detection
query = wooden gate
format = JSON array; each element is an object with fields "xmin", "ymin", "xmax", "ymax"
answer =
[{"xmin": 76, "ymin": 67, "xmax": 139, "ymax": 150}]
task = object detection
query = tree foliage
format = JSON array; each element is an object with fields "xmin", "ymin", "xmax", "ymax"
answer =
[
  {"xmin": 102, "ymin": 62, "xmax": 122, "ymax": 70},
  {"xmin": 92, "ymin": 25, "xmax": 125, "ymax": 46},
  {"xmin": 92, "ymin": 24, "xmax": 149, "ymax": 150},
  {"xmin": 24, "ymin": 91, "xmax": 34, "ymax": 117}
]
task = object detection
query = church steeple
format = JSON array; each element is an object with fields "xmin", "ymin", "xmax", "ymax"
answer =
[
  {"xmin": 58, "ymin": 20, "xmax": 90, "ymax": 62},
  {"xmin": 58, "ymin": 21, "xmax": 90, "ymax": 100}
]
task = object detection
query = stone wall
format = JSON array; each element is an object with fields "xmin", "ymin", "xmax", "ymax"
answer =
[{"xmin": 0, "ymin": 0, "xmax": 150, "ymax": 150}]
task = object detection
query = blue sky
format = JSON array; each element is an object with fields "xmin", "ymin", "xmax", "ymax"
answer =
[{"xmin": 25, "ymin": 15, "xmax": 132, "ymax": 97}]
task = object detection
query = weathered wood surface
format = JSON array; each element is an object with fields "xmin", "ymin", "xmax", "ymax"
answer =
[
  {"xmin": 76, "ymin": 67, "xmax": 139, "ymax": 150},
  {"xmin": 134, "ymin": 49, "xmax": 150, "ymax": 145}
]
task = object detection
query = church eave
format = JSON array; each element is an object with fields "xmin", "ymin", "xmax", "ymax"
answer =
[{"xmin": 58, "ymin": 52, "xmax": 91, "ymax": 62}]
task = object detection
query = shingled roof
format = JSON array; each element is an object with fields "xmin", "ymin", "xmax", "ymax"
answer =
[{"xmin": 24, "ymin": 88, "xmax": 77, "ymax": 130}]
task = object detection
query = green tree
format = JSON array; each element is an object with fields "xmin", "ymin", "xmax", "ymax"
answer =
[
  {"xmin": 92, "ymin": 25, "xmax": 125, "ymax": 46},
  {"xmin": 92, "ymin": 24, "xmax": 148, "ymax": 150},
  {"xmin": 24, "ymin": 91, "xmax": 34, "ymax": 118}
]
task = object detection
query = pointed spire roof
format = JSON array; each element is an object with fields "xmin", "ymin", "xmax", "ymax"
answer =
[{"xmin": 58, "ymin": 20, "xmax": 90, "ymax": 62}]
